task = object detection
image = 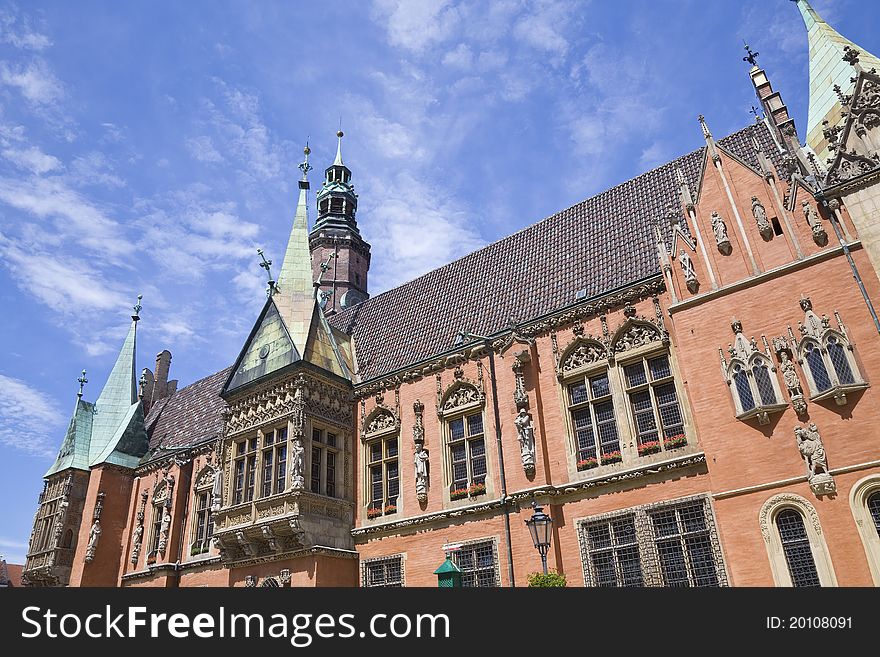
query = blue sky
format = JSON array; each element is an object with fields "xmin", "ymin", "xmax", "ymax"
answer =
[{"xmin": 0, "ymin": 0, "xmax": 876, "ymax": 565}]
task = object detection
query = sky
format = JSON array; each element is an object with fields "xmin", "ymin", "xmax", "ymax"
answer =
[{"xmin": 0, "ymin": 0, "xmax": 877, "ymax": 566}]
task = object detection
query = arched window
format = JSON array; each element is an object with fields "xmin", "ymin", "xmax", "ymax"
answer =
[
  {"xmin": 795, "ymin": 297, "xmax": 866, "ymax": 404},
  {"xmin": 759, "ymin": 494, "xmax": 837, "ymax": 587},
  {"xmin": 362, "ymin": 407, "xmax": 399, "ymax": 519},
  {"xmin": 721, "ymin": 321, "xmax": 787, "ymax": 425},
  {"xmin": 849, "ymin": 475, "xmax": 880, "ymax": 585},
  {"xmin": 438, "ymin": 374, "xmax": 489, "ymax": 501},
  {"xmin": 190, "ymin": 466, "xmax": 216, "ymax": 557},
  {"xmin": 775, "ymin": 510, "xmax": 820, "ymax": 587},
  {"xmin": 61, "ymin": 528, "xmax": 73, "ymax": 549}
]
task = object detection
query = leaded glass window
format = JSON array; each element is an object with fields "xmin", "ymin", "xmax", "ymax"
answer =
[{"xmin": 776, "ymin": 509, "xmax": 820, "ymax": 587}]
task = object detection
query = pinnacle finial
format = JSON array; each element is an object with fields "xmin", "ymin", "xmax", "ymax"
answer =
[
  {"xmin": 257, "ymin": 248, "xmax": 277, "ymax": 297},
  {"xmin": 132, "ymin": 294, "xmax": 143, "ymax": 321},
  {"xmin": 743, "ymin": 42, "xmax": 760, "ymax": 67},
  {"xmin": 749, "ymin": 105, "xmax": 762, "ymax": 121},
  {"xmin": 334, "ymin": 128, "xmax": 344, "ymax": 166},
  {"xmin": 697, "ymin": 114, "xmax": 711, "ymax": 138},
  {"xmin": 77, "ymin": 369, "xmax": 88, "ymax": 398},
  {"xmin": 299, "ymin": 140, "xmax": 312, "ymax": 181}
]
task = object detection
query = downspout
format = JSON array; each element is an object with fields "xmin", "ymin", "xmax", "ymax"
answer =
[
  {"xmin": 816, "ymin": 192, "xmax": 880, "ymax": 334},
  {"xmin": 485, "ymin": 340, "xmax": 516, "ymax": 587}
]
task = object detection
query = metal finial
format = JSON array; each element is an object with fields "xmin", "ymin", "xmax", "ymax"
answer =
[
  {"xmin": 842, "ymin": 45, "xmax": 860, "ymax": 68},
  {"xmin": 257, "ymin": 248, "xmax": 277, "ymax": 296},
  {"xmin": 138, "ymin": 368, "xmax": 148, "ymax": 399},
  {"xmin": 742, "ymin": 42, "xmax": 759, "ymax": 67},
  {"xmin": 697, "ymin": 114, "xmax": 711, "ymax": 138},
  {"xmin": 132, "ymin": 294, "xmax": 143, "ymax": 321},
  {"xmin": 299, "ymin": 140, "xmax": 312, "ymax": 180},
  {"xmin": 749, "ymin": 105, "xmax": 762, "ymax": 121},
  {"xmin": 77, "ymin": 369, "xmax": 88, "ymax": 398}
]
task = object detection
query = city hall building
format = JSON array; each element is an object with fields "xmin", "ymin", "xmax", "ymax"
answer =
[{"xmin": 22, "ymin": 1, "xmax": 880, "ymax": 587}]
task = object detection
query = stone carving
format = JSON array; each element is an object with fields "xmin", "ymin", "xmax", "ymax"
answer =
[
  {"xmin": 130, "ymin": 490, "xmax": 148, "ymax": 564},
  {"xmin": 778, "ymin": 349, "xmax": 807, "ymax": 415},
  {"xmin": 612, "ymin": 322, "xmax": 662, "ymax": 354},
  {"xmin": 157, "ymin": 508, "xmax": 172, "ymax": 556},
  {"xmin": 711, "ymin": 211, "xmax": 731, "ymax": 254},
  {"xmin": 795, "ymin": 423, "xmax": 835, "ymax": 495},
  {"xmin": 514, "ymin": 408, "xmax": 536, "ymax": 476},
  {"xmin": 211, "ymin": 462, "xmax": 224, "ymax": 511},
  {"xmin": 759, "ymin": 494, "xmax": 823, "ymax": 543},
  {"xmin": 279, "ymin": 569, "xmax": 291, "ymax": 585},
  {"xmin": 752, "ymin": 196, "xmax": 773, "ymax": 240},
  {"xmin": 679, "ymin": 250, "xmax": 698, "ymax": 293},
  {"xmin": 84, "ymin": 492, "xmax": 105, "ymax": 564},
  {"xmin": 442, "ymin": 383, "xmax": 482, "ymax": 411},
  {"xmin": 801, "ymin": 201, "xmax": 828, "ymax": 245},
  {"xmin": 236, "ymin": 530, "xmax": 255, "ymax": 557},
  {"xmin": 261, "ymin": 526, "xmax": 280, "ymax": 553},
  {"xmin": 245, "ymin": 574, "xmax": 257, "ymax": 587},
  {"xmin": 560, "ymin": 339, "xmax": 606, "ymax": 373},
  {"xmin": 366, "ymin": 410, "xmax": 396, "ymax": 435},
  {"xmin": 413, "ymin": 399, "xmax": 428, "ymax": 503},
  {"xmin": 512, "ymin": 356, "xmax": 529, "ymax": 410},
  {"xmin": 290, "ymin": 437, "xmax": 305, "ymax": 490}
]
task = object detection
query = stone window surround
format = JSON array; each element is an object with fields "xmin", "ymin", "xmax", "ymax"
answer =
[
  {"xmin": 560, "ymin": 340, "xmax": 694, "ymax": 476},
  {"xmin": 437, "ymin": 385, "xmax": 493, "ymax": 505},
  {"xmin": 450, "ymin": 536, "xmax": 501, "ymax": 588},
  {"xmin": 190, "ymin": 467, "xmax": 215, "ymax": 557},
  {"xmin": 147, "ymin": 481, "xmax": 169, "ymax": 560},
  {"xmin": 575, "ymin": 493, "xmax": 729, "ymax": 588},
  {"xmin": 360, "ymin": 552, "xmax": 406, "ymax": 588},
  {"xmin": 361, "ymin": 418, "xmax": 400, "ymax": 522},
  {"xmin": 797, "ymin": 330, "xmax": 866, "ymax": 403},
  {"xmin": 308, "ymin": 420, "xmax": 343, "ymax": 499},
  {"xmin": 759, "ymin": 493, "xmax": 838, "ymax": 587},
  {"xmin": 724, "ymin": 352, "xmax": 787, "ymax": 424},
  {"xmin": 849, "ymin": 474, "xmax": 880, "ymax": 586}
]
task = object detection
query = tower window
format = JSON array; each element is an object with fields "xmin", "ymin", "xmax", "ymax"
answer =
[
  {"xmin": 771, "ymin": 217, "xmax": 783, "ymax": 236},
  {"xmin": 355, "ymin": 273, "xmax": 360, "ymax": 285}
]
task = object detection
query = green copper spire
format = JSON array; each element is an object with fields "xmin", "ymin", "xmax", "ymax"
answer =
[
  {"xmin": 225, "ymin": 143, "xmax": 352, "ymax": 392},
  {"xmin": 333, "ymin": 129, "xmax": 344, "ymax": 166},
  {"xmin": 45, "ymin": 371, "xmax": 95, "ymax": 476},
  {"xmin": 795, "ymin": 0, "xmax": 880, "ymax": 162}
]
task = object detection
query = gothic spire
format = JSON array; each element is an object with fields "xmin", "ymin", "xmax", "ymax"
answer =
[
  {"xmin": 794, "ymin": 0, "xmax": 880, "ymax": 161},
  {"xmin": 333, "ymin": 129, "xmax": 344, "ymax": 166}
]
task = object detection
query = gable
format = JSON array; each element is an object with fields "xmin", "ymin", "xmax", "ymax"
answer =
[{"xmin": 226, "ymin": 299, "xmax": 299, "ymax": 392}]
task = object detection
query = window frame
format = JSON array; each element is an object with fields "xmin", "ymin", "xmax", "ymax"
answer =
[
  {"xmin": 452, "ymin": 538, "xmax": 501, "ymax": 588},
  {"xmin": 361, "ymin": 554, "xmax": 405, "ymax": 588},
  {"xmin": 849, "ymin": 475, "xmax": 880, "ymax": 586},
  {"xmin": 309, "ymin": 423, "xmax": 342, "ymax": 499},
  {"xmin": 444, "ymin": 409, "xmax": 488, "ymax": 497}
]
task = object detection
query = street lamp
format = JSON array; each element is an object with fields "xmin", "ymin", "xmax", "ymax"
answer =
[
  {"xmin": 525, "ymin": 501, "xmax": 552, "ymax": 575},
  {"xmin": 454, "ymin": 329, "xmax": 515, "ymax": 587}
]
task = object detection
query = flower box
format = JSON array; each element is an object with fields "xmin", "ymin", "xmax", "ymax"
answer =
[
  {"xmin": 450, "ymin": 488, "xmax": 469, "ymax": 501},
  {"xmin": 664, "ymin": 434, "xmax": 688, "ymax": 450},
  {"xmin": 638, "ymin": 440, "xmax": 662, "ymax": 456},
  {"xmin": 577, "ymin": 458, "xmax": 598, "ymax": 471},
  {"xmin": 600, "ymin": 451, "xmax": 622, "ymax": 465},
  {"xmin": 190, "ymin": 544, "xmax": 208, "ymax": 557},
  {"xmin": 366, "ymin": 507, "xmax": 383, "ymax": 520},
  {"xmin": 383, "ymin": 505, "xmax": 397, "ymax": 515},
  {"xmin": 468, "ymin": 482, "xmax": 486, "ymax": 497}
]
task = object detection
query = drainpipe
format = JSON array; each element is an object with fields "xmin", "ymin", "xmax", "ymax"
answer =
[
  {"xmin": 816, "ymin": 193, "xmax": 880, "ymax": 334},
  {"xmin": 458, "ymin": 331, "xmax": 515, "ymax": 587}
]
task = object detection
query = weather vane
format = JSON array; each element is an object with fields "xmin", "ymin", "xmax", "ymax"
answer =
[
  {"xmin": 743, "ymin": 42, "xmax": 759, "ymax": 67},
  {"xmin": 132, "ymin": 294, "xmax": 143, "ymax": 320},
  {"xmin": 77, "ymin": 369, "xmax": 88, "ymax": 398},
  {"xmin": 257, "ymin": 248, "xmax": 278, "ymax": 296},
  {"xmin": 749, "ymin": 105, "xmax": 762, "ymax": 121},
  {"xmin": 299, "ymin": 140, "xmax": 312, "ymax": 179}
]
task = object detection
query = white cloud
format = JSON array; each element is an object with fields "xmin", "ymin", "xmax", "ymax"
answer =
[
  {"xmin": 371, "ymin": 0, "xmax": 460, "ymax": 53},
  {"xmin": 69, "ymin": 151, "xmax": 125, "ymax": 188},
  {"xmin": 2, "ymin": 145, "xmax": 61, "ymax": 174},
  {"xmin": 638, "ymin": 140, "xmax": 670, "ymax": 170},
  {"xmin": 186, "ymin": 135, "xmax": 225, "ymax": 163},
  {"xmin": 0, "ymin": 373, "xmax": 63, "ymax": 458},
  {"xmin": 442, "ymin": 43, "xmax": 473, "ymax": 68},
  {"xmin": 512, "ymin": 0, "xmax": 571, "ymax": 58},
  {"xmin": 0, "ymin": 10, "xmax": 52, "ymax": 51},
  {"xmin": 0, "ymin": 60, "xmax": 63, "ymax": 105},
  {"xmin": 0, "ymin": 175, "xmax": 132, "ymax": 257}
]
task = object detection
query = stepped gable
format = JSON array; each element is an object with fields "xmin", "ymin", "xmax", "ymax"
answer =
[
  {"xmin": 144, "ymin": 367, "xmax": 231, "ymax": 455},
  {"xmin": 330, "ymin": 122, "xmax": 781, "ymax": 381}
]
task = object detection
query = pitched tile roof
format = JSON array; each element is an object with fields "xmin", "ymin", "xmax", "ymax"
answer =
[
  {"xmin": 143, "ymin": 367, "xmax": 231, "ymax": 457},
  {"xmin": 329, "ymin": 122, "xmax": 782, "ymax": 381}
]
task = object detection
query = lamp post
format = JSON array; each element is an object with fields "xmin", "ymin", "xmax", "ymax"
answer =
[
  {"xmin": 455, "ymin": 330, "xmax": 515, "ymax": 587},
  {"xmin": 525, "ymin": 501, "xmax": 552, "ymax": 575}
]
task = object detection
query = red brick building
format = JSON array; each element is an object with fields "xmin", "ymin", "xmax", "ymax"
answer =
[{"xmin": 23, "ymin": 1, "xmax": 880, "ymax": 587}]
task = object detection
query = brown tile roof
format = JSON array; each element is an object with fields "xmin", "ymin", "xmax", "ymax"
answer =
[
  {"xmin": 1, "ymin": 562, "xmax": 22, "ymax": 586},
  {"xmin": 143, "ymin": 367, "xmax": 231, "ymax": 457},
  {"xmin": 330, "ymin": 122, "xmax": 782, "ymax": 380}
]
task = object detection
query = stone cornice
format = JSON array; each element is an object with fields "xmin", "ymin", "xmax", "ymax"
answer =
[
  {"xmin": 221, "ymin": 545, "xmax": 359, "ymax": 569},
  {"xmin": 353, "ymin": 276, "xmax": 665, "ymax": 397},
  {"xmin": 352, "ymin": 452, "xmax": 706, "ymax": 538}
]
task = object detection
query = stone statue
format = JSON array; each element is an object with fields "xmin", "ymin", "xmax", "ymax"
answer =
[
  {"xmin": 211, "ymin": 462, "xmax": 224, "ymax": 511},
  {"xmin": 84, "ymin": 520, "xmax": 101, "ymax": 563},
  {"xmin": 157, "ymin": 508, "xmax": 171, "ymax": 555},
  {"xmin": 802, "ymin": 200, "xmax": 828, "ymax": 245},
  {"xmin": 679, "ymin": 250, "xmax": 698, "ymax": 292},
  {"xmin": 130, "ymin": 523, "xmax": 144, "ymax": 563},
  {"xmin": 711, "ymin": 211, "xmax": 731, "ymax": 254},
  {"xmin": 290, "ymin": 438, "xmax": 305, "ymax": 490},
  {"xmin": 795, "ymin": 423, "xmax": 834, "ymax": 495},
  {"xmin": 514, "ymin": 408, "xmax": 536, "ymax": 475},
  {"xmin": 414, "ymin": 444, "xmax": 429, "ymax": 502},
  {"xmin": 752, "ymin": 196, "xmax": 773, "ymax": 239},
  {"xmin": 779, "ymin": 351, "xmax": 807, "ymax": 414}
]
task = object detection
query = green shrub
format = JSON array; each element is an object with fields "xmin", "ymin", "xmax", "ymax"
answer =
[{"xmin": 527, "ymin": 570, "xmax": 567, "ymax": 587}]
